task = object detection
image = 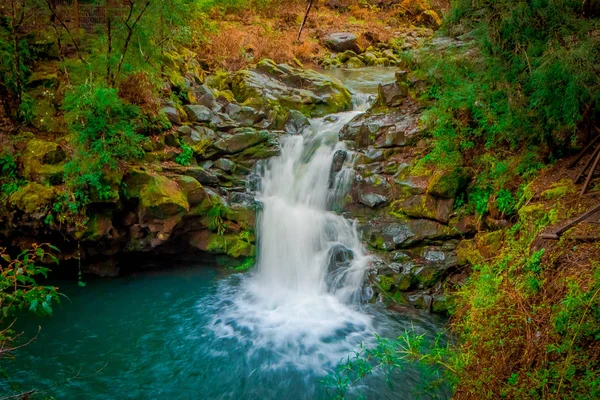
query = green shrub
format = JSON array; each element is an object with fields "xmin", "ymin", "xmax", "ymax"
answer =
[{"xmin": 59, "ymin": 84, "xmax": 147, "ymax": 214}]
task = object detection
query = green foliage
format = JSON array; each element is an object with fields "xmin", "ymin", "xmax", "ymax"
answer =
[
  {"xmin": 0, "ymin": 149, "xmax": 24, "ymax": 201},
  {"xmin": 0, "ymin": 244, "xmax": 60, "ymax": 356},
  {"xmin": 208, "ymin": 204, "xmax": 227, "ymax": 236},
  {"xmin": 58, "ymin": 84, "xmax": 146, "ymax": 214},
  {"xmin": 176, "ymin": 142, "xmax": 194, "ymax": 166},
  {"xmin": 415, "ymin": 0, "xmax": 600, "ymax": 217},
  {"xmin": 323, "ymin": 330, "xmax": 453, "ymax": 399}
]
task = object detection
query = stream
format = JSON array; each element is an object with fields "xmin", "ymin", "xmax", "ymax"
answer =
[{"xmin": 3, "ymin": 68, "xmax": 448, "ymax": 399}]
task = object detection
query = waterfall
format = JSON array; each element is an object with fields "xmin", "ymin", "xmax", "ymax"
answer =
[
  {"xmin": 210, "ymin": 109, "xmax": 376, "ymax": 370},
  {"xmin": 254, "ymin": 112, "xmax": 371, "ymax": 303}
]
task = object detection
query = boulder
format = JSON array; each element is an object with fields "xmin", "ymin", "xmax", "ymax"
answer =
[
  {"xmin": 428, "ymin": 168, "xmax": 470, "ymax": 199},
  {"xmin": 324, "ymin": 32, "xmax": 361, "ymax": 53},
  {"xmin": 183, "ymin": 105, "xmax": 214, "ymax": 123},
  {"xmin": 20, "ymin": 139, "xmax": 66, "ymax": 184},
  {"xmin": 340, "ymin": 101, "xmax": 421, "ymax": 149},
  {"xmin": 139, "ymin": 175, "xmax": 189, "ymax": 219},
  {"xmin": 9, "ymin": 182, "xmax": 56, "ymax": 214},
  {"xmin": 230, "ymin": 59, "xmax": 352, "ymax": 118},
  {"xmin": 359, "ymin": 193, "xmax": 388, "ymax": 208},
  {"xmin": 284, "ymin": 110, "xmax": 311, "ymax": 135},
  {"xmin": 213, "ymin": 128, "xmax": 271, "ymax": 154}
]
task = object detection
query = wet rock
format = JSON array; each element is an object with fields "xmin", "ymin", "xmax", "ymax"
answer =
[
  {"xmin": 230, "ymin": 192, "xmax": 255, "ymax": 207},
  {"xmin": 230, "ymin": 59, "xmax": 352, "ymax": 118},
  {"xmin": 163, "ymin": 165, "xmax": 220, "ymax": 186},
  {"xmin": 347, "ymin": 57, "xmax": 366, "ymax": 69},
  {"xmin": 329, "ymin": 150, "xmax": 348, "ymax": 187},
  {"xmin": 247, "ymin": 173, "xmax": 262, "ymax": 192},
  {"xmin": 359, "ymin": 193, "xmax": 388, "ymax": 208},
  {"xmin": 340, "ymin": 102, "xmax": 421, "ymax": 149},
  {"xmin": 183, "ymin": 105, "xmax": 214, "ymax": 123},
  {"xmin": 213, "ymin": 128, "xmax": 271, "ymax": 154},
  {"xmin": 214, "ymin": 158, "xmax": 236, "ymax": 172},
  {"xmin": 390, "ymin": 194, "xmax": 454, "ymax": 223},
  {"xmin": 227, "ymin": 103, "xmax": 266, "ymax": 127},
  {"xmin": 284, "ymin": 110, "xmax": 311, "ymax": 135},
  {"xmin": 374, "ymin": 82, "xmax": 408, "ymax": 108},
  {"xmin": 171, "ymin": 175, "xmax": 209, "ymax": 207},
  {"xmin": 324, "ymin": 115, "xmax": 339, "ymax": 123},
  {"xmin": 326, "ymin": 244, "xmax": 354, "ymax": 290},
  {"xmin": 324, "ymin": 32, "xmax": 360, "ymax": 53}
]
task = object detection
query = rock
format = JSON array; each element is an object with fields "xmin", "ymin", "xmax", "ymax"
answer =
[
  {"xmin": 390, "ymin": 195, "xmax": 454, "ymax": 223},
  {"xmin": 338, "ymin": 50, "xmax": 358, "ymax": 63},
  {"xmin": 359, "ymin": 193, "xmax": 388, "ymax": 208},
  {"xmin": 82, "ymin": 211, "xmax": 114, "ymax": 241},
  {"xmin": 163, "ymin": 165, "xmax": 220, "ymax": 185},
  {"xmin": 9, "ymin": 182, "xmax": 55, "ymax": 214},
  {"xmin": 230, "ymin": 192, "xmax": 255, "ymax": 207},
  {"xmin": 189, "ymin": 230, "xmax": 255, "ymax": 258},
  {"xmin": 164, "ymin": 132, "xmax": 180, "ymax": 147},
  {"xmin": 139, "ymin": 175, "xmax": 190, "ymax": 219},
  {"xmin": 284, "ymin": 110, "xmax": 311, "ymax": 135},
  {"xmin": 324, "ymin": 32, "xmax": 360, "ymax": 53},
  {"xmin": 227, "ymin": 104, "xmax": 266, "ymax": 127},
  {"xmin": 230, "ymin": 59, "xmax": 352, "ymax": 118},
  {"xmin": 428, "ymin": 168, "xmax": 470, "ymax": 199},
  {"xmin": 191, "ymin": 126, "xmax": 217, "ymax": 143},
  {"xmin": 214, "ymin": 158, "xmax": 236, "ymax": 172},
  {"xmin": 347, "ymin": 57, "xmax": 366, "ymax": 69},
  {"xmin": 171, "ymin": 175, "xmax": 209, "ymax": 207},
  {"xmin": 21, "ymin": 139, "xmax": 66, "ymax": 184},
  {"xmin": 324, "ymin": 115, "xmax": 339, "ymax": 123},
  {"xmin": 213, "ymin": 128, "xmax": 271, "ymax": 154},
  {"xmin": 326, "ymin": 244, "xmax": 354, "ymax": 290},
  {"xmin": 373, "ymin": 82, "xmax": 408, "ymax": 108},
  {"xmin": 183, "ymin": 105, "xmax": 214, "ymax": 123},
  {"xmin": 162, "ymin": 106, "xmax": 181, "ymax": 125},
  {"xmin": 340, "ymin": 101, "xmax": 421, "ymax": 149},
  {"xmin": 361, "ymin": 52, "xmax": 377, "ymax": 66},
  {"xmin": 362, "ymin": 219, "xmax": 458, "ymax": 251}
]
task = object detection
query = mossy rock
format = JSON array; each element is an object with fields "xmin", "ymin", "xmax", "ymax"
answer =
[
  {"xmin": 139, "ymin": 175, "xmax": 189, "ymax": 219},
  {"xmin": 205, "ymin": 232, "xmax": 256, "ymax": 258},
  {"xmin": 122, "ymin": 167, "xmax": 154, "ymax": 199},
  {"xmin": 541, "ymin": 178, "xmax": 576, "ymax": 200},
  {"xmin": 21, "ymin": 139, "xmax": 66, "ymax": 185},
  {"xmin": 171, "ymin": 175, "xmax": 208, "ymax": 207},
  {"xmin": 428, "ymin": 168, "xmax": 470, "ymax": 199},
  {"xmin": 230, "ymin": 59, "xmax": 352, "ymax": 118},
  {"xmin": 82, "ymin": 211, "xmax": 114, "ymax": 241},
  {"xmin": 9, "ymin": 182, "xmax": 56, "ymax": 214},
  {"xmin": 346, "ymin": 57, "xmax": 366, "ymax": 69}
]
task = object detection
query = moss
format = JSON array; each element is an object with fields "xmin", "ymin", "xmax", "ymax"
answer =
[
  {"xmin": 394, "ymin": 273, "xmax": 413, "ymax": 291},
  {"xmin": 139, "ymin": 175, "xmax": 189, "ymax": 219},
  {"xmin": 206, "ymin": 233, "xmax": 255, "ymax": 258},
  {"xmin": 378, "ymin": 275, "xmax": 394, "ymax": 292},
  {"xmin": 541, "ymin": 178, "xmax": 576, "ymax": 200},
  {"xmin": 428, "ymin": 167, "xmax": 470, "ymax": 199},
  {"xmin": 9, "ymin": 182, "xmax": 56, "ymax": 213},
  {"xmin": 21, "ymin": 139, "xmax": 66, "ymax": 185}
]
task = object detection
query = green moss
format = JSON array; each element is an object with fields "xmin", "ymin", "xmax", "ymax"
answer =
[
  {"xmin": 378, "ymin": 275, "xmax": 394, "ymax": 292},
  {"xmin": 9, "ymin": 182, "xmax": 56, "ymax": 213},
  {"xmin": 139, "ymin": 175, "xmax": 189, "ymax": 219},
  {"xmin": 541, "ymin": 178, "xmax": 576, "ymax": 200}
]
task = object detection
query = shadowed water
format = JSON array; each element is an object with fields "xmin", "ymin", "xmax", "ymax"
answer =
[{"xmin": 2, "ymin": 67, "xmax": 449, "ymax": 399}]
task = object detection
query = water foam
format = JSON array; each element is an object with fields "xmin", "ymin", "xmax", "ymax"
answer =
[{"xmin": 208, "ymin": 109, "xmax": 377, "ymax": 370}]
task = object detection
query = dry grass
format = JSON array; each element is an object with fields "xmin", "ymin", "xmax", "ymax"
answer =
[{"xmin": 197, "ymin": 0, "xmax": 442, "ymax": 71}]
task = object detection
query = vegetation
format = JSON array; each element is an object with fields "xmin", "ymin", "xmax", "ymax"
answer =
[
  {"xmin": 415, "ymin": 0, "xmax": 600, "ymax": 218},
  {"xmin": 0, "ymin": 244, "xmax": 59, "ymax": 365}
]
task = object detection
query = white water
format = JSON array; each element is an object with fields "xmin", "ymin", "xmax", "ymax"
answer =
[{"xmin": 210, "ymin": 102, "xmax": 381, "ymax": 370}]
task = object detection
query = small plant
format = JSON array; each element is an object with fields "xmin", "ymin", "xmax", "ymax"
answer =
[
  {"xmin": 175, "ymin": 142, "xmax": 194, "ymax": 166},
  {"xmin": 208, "ymin": 204, "xmax": 227, "ymax": 236},
  {"xmin": 0, "ymin": 150, "xmax": 24, "ymax": 201}
]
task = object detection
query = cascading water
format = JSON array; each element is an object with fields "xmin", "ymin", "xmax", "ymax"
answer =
[{"xmin": 209, "ymin": 107, "xmax": 378, "ymax": 370}]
